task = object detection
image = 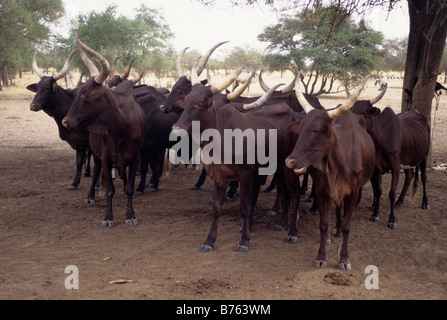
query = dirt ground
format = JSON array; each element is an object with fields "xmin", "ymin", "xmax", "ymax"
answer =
[{"xmin": 0, "ymin": 73, "xmax": 446, "ymax": 301}]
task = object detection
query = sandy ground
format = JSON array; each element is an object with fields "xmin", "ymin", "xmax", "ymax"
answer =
[{"xmin": 0, "ymin": 72, "xmax": 446, "ymax": 301}]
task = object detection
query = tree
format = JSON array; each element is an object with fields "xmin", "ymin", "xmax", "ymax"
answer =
[
  {"xmin": 258, "ymin": 4, "xmax": 383, "ymax": 94},
  {"xmin": 380, "ymin": 38, "xmax": 408, "ymax": 75},
  {"xmin": 0, "ymin": 0, "xmax": 64, "ymax": 90}
]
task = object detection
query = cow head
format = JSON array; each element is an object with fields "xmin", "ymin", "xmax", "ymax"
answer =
[
  {"xmin": 62, "ymin": 38, "xmax": 112, "ymax": 133},
  {"xmin": 285, "ymin": 74, "xmax": 370, "ymax": 174},
  {"xmin": 26, "ymin": 50, "xmax": 75, "ymax": 111},
  {"xmin": 107, "ymin": 57, "xmax": 137, "ymax": 88}
]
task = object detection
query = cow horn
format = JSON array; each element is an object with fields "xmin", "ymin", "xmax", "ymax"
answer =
[
  {"xmin": 211, "ymin": 62, "xmax": 248, "ymax": 94},
  {"xmin": 258, "ymin": 70, "xmax": 270, "ymax": 92},
  {"xmin": 177, "ymin": 47, "xmax": 189, "ymax": 78},
  {"xmin": 132, "ymin": 67, "xmax": 145, "ymax": 84},
  {"xmin": 76, "ymin": 38, "xmax": 99, "ymax": 77},
  {"xmin": 76, "ymin": 38, "xmax": 110, "ymax": 85},
  {"xmin": 196, "ymin": 41, "xmax": 229, "ymax": 77},
  {"xmin": 281, "ymin": 73, "xmax": 297, "ymax": 93},
  {"xmin": 243, "ymin": 83, "xmax": 284, "ymax": 110},
  {"xmin": 190, "ymin": 56, "xmax": 202, "ymax": 85},
  {"xmin": 294, "ymin": 72, "xmax": 314, "ymax": 114},
  {"xmin": 227, "ymin": 72, "xmax": 255, "ymax": 100},
  {"xmin": 327, "ymin": 75, "xmax": 371, "ymax": 119},
  {"xmin": 370, "ymin": 83, "xmax": 387, "ymax": 105},
  {"xmin": 65, "ymin": 66, "xmax": 74, "ymax": 89},
  {"xmin": 52, "ymin": 49, "xmax": 76, "ymax": 81},
  {"xmin": 111, "ymin": 56, "xmax": 121, "ymax": 78},
  {"xmin": 32, "ymin": 53, "xmax": 46, "ymax": 78},
  {"xmin": 120, "ymin": 57, "xmax": 137, "ymax": 80}
]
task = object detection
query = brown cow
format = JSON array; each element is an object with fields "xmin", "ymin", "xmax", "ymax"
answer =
[
  {"xmin": 62, "ymin": 38, "xmax": 146, "ymax": 228},
  {"xmin": 285, "ymin": 75, "xmax": 376, "ymax": 270},
  {"xmin": 172, "ymin": 65, "xmax": 300, "ymax": 252}
]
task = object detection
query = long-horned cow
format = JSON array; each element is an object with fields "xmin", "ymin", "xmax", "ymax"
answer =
[
  {"xmin": 285, "ymin": 74, "xmax": 376, "ymax": 270},
  {"xmin": 62, "ymin": 38, "xmax": 146, "ymax": 228}
]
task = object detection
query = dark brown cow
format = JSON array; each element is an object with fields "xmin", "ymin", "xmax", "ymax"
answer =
[
  {"xmin": 351, "ymin": 102, "xmax": 430, "ymax": 229},
  {"xmin": 62, "ymin": 38, "xmax": 146, "ymax": 228},
  {"xmin": 172, "ymin": 64, "xmax": 300, "ymax": 252},
  {"xmin": 285, "ymin": 75, "xmax": 376, "ymax": 270},
  {"xmin": 26, "ymin": 51, "xmax": 100, "ymax": 200}
]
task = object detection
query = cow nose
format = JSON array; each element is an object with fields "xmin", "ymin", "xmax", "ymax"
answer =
[
  {"xmin": 62, "ymin": 117, "xmax": 70, "ymax": 128},
  {"xmin": 285, "ymin": 158, "xmax": 296, "ymax": 169},
  {"xmin": 159, "ymin": 105, "xmax": 166, "ymax": 112},
  {"xmin": 30, "ymin": 103, "xmax": 40, "ymax": 111}
]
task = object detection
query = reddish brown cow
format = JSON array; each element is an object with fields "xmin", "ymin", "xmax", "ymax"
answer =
[
  {"xmin": 172, "ymin": 66, "xmax": 300, "ymax": 252},
  {"xmin": 285, "ymin": 75, "xmax": 376, "ymax": 270},
  {"xmin": 62, "ymin": 38, "xmax": 146, "ymax": 228}
]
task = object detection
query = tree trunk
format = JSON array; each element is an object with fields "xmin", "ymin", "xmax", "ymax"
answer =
[{"xmin": 401, "ymin": 0, "xmax": 447, "ymax": 166}]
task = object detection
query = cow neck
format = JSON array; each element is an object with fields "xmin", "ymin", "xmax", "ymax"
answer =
[
  {"xmin": 46, "ymin": 85, "xmax": 75, "ymax": 141},
  {"xmin": 101, "ymin": 89, "xmax": 131, "ymax": 139}
]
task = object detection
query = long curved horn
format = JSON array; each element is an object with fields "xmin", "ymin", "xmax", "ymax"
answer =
[
  {"xmin": 210, "ymin": 62, "xmax": 248, "ymax": 94},
  {"xmin": 196, "ymin": 41, "xmax": 229, "ymax": 76},
  {"xmin": 227, "ymin": 72, "xmax": 255, "ymax": 100},
  {"xmin": 281, "ymin": 73, "xmax": 297, "ymax": 93},
  {"xmin": 258, "ymin": 70, "xmax": 270, "ymax": 92},
  {"xmin": 65, "ymin": 66, "xmax": 74, "ymax": 89},
  {"xmin": 132, "ymin": 67, "xmax": 145, "ymax": 84},
  {"xmin": 243, "ymin": 83, "xmax": 284, "ymax": 110},
  {"xmin": 120, "ymin": 57, "xmax": 137, "ymax": 80},
  {"xmin": 190, "ymin": 56, "xmax": 202, "ymax": 85},
  {"xmin": 53, "ymin": 49, "xmax": 76, "ymax": 81},
  {"xmin": 76, "ymin": 38, "xmax": 99, "ymax": 77},
  {"xmin": 294, "ymin": 72, "xmax": 314, "ymax": 113},
  {"xmin": 32, "ymin": 53, "xmax": 46, "ymax": 78},
  {"xmin": 370, "ymin": 82, "xmax": 387, "ymax": 104},
  {"xmin": 111, "ymin": 56, "xmax": 121, "ymax": 78},
  {"xmin": 327, "ymin": 75, "xmax": 371, "ymax": 119},
  {"xmin": 76, "ymin": 38, "xmax": 110, "ymax": 84},
  {"xmin": 177, "ymin": 47, "xmax": 189, "ymax": 78}
]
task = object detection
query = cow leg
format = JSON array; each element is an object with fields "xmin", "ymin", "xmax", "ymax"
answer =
[
  {"xmin": 147, "ymin": 151, "xmax": 162, "ymax": 192},
  {"xmin": 84, "ymin": 147, "xmax": 92, "ymax": 177},
  {"xmin": 388, "ymin": 168, "xmax": 400, "ymax": 229},
  {"xmin": 369, "ymin": 170, "xmax": 382, "ymax": 222},
  {"xmin": 420, "ymin": 160, "xmax": 429, "ymax": 210},
  {"xmin": 315, "ymin": 191, "xmax": 332, "ymax": 269},
  {"xmin": 273, "ymin": 173, "xmax": 288, "ymax": 230},
  {"xmin": 339, "ymin": 190, "xmax": 358, "ymax": 271},
  {"xmin": 285, "ymin": 173, "xmax": 300, "ymax": 243},
  {"xmin": 193, "ymin": 167, "xmax": 207, "ymax": 190},
  {"xmin": 394, "ymin": 168, "xmax": 414, "ymax": 208},
  {"xmin": 101, "ymin": 159, "xmax": 115, "ymax": 228},
  {"xmin": 236, "ymin": 175, "xmax": 257, "ymax": 252},
  {"xmin": 85, "ymin": 154, "xmax": 101, "ymax": 205},
  {"xmin": 135, "ymin": 149, "xmax": 149, "ymax": 196},
  {"xmin": 68, "ymin": 149, "xmax": 86, "ymax": 190},
  {"xmin": 335, "ymin": 204, "xmax": 343, "ymax": 239},
  {"xmin": 200, "ymin": 182, "xmax": 226, "ymax": 252},
  {"xmin": 124, "ymin": 158, "xmax": 139, "ymax": 226}
]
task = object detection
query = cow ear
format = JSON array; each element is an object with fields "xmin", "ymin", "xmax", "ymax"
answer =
[
  {"xmin": 26, "ymin": 84, "xmax": 37, "ymax": 92},
  {"xmin": 326, "ymin": 123, "xmax": 335, "ymax": 138},
  {"xmin": 286, "ymin": 121, "xmax": 300, "ymax": 134},
  {"xmin": 368, "ymin": 107, "xmax": 380, "ymax": 116}
]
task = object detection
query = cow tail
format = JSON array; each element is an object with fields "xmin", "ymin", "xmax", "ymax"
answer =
[
  {"xmin": 164, "ymin": 148, "xmax": 171, "ymax": 176},
  {"xmin": 412, "ymin": 166, "xmax": 419, "ymax": 199}
]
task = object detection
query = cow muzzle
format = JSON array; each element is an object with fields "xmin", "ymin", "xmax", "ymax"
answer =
[
  {"xmin": 30, "ymin": 103, "xmax": 42, "ymax": 112},
  {"xmin": 62, "ymin": 117, "xmax": 77, "ymax": 130},
  {"xmin": 285, "ymin": 158, "xmax": 307, "ymax": 175}
]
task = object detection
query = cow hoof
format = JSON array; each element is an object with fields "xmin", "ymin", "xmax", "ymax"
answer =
[
  {"xmin": 147, "ymin": 187, "xmax": 158, "ymax": 193},
  {"xmin": 235, "ymin": 245, "xmax": 248, "ymax": 252},
  {"xmin": 422, "ymin": 204, "xmax": 430, "ymax": 210},
  {"xmin": 339, "ymin": 262, "xmax": 352, "ymax": 271},
  {"xmin": 285, "ymin": 235, "xmax": 298, "ymax": 243},
  {"xmin": 67, "ymin": 185, "xmax": 77, "ymax": 190},
  {"xmin": 314, "ymin": 259, "xmax": 327, "ymax": 269},
  {"xmin": 199, "ymin": 244, "xmax": 213, "ymax": 252},
  {"xmin": 274, "ymin": 224, "xmax": 285, "ymax": 231},
  {"xmin": 326, "ymin": 239, "xmax": 332, "ymax": 245},
  {"xmin": 84, "ymin": 198, "xmax": 95, "ymax": 205},
  {"xmin": 134, "ymin": 190, "xmax": 143, "ymax": 197},
  {"xmin": 125, "ymin": 219, "xmax": 138, "ymax": 227},
  {"xmin": 267, "ymin": 210, "xmax": 278, "ymax": 216},
  {"xmin": 369, "ymin": 216, "xmax": 379, "ymax": 223},
  {"xmin": 388, "ymin": 222, "xmax": 397, "ymax": 229},
  {"xmin": 101, "ymin": 220, "xmax": 114, "ymax": 228}
]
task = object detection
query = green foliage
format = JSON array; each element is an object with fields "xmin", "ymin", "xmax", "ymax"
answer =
[{"xmin": 258, "ymin": 4, "xmax": 384, "ymax": 94}]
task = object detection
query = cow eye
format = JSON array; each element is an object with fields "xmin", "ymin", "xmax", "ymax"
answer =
[{"xmin": 194, "ymin": 102, "xmax": 203, "ymax": 109}]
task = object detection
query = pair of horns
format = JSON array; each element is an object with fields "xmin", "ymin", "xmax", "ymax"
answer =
[
  {"xmin": 111, "ymin": 56, "xmax": 137, "ymax": 80},
  {"xmin": 177, "ymin": 41, "xmax": 229, "ymax": 80},
  {"xmin": 32, "ymin": 50, "xmax": 75, "ymax": 81},
  {"xmin": 258, "ymin": 70, "xmax": 296, "ymax": 93},
  {"xmin": 76, "ymin": 38, "xmax": 110, "ymax": 84},
  {"xmin": 296, "ymin": 72, "xmax": 370, "ymax": 119},
  {"xmin": 345, "ymin": 82, "xmax": 387, "ymax": 105}
]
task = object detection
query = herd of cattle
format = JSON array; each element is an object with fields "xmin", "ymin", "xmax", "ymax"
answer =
[{"xmin": 26, "ymin": 39, "xmax": 431, "ymax": 270}]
